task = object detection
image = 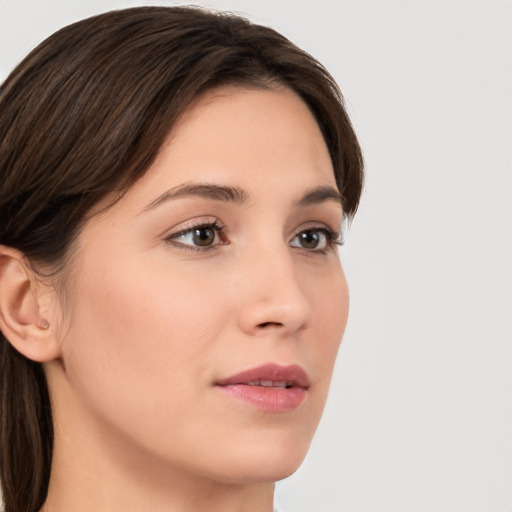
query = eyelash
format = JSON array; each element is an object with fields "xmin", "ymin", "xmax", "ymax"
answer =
[{"xmin": 163, "ymin": 220, "xmax": 343, "ymax": 253}]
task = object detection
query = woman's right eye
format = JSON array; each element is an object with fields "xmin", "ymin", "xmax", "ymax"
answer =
[{"xmin": 164, "ymin": 222, "xmax": 227, "ymax": 251}]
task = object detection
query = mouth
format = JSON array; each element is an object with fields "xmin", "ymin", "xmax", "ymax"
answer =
[
  {"xmin": 215, "ymin": 364, "xmax": 310, "ymax": 412},
  {"xmin": 244, "ymin": 380, "xmax": 294, "ymax": 388}
]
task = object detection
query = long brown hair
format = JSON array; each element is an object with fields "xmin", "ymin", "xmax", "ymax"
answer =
[{"xmin": 0, "ymin": 6, "xmax": 364, "ymax": 511}]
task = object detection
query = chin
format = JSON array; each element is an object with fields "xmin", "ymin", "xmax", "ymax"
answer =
[
  {"xmin": 218, "ymin": 458, "xmax": 306, "ymax": 485},
  {"xmin": 211, "ymin": 432, "xmax": 312, "ymax": 485}
]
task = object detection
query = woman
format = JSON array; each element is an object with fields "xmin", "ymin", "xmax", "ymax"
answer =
[{"xmin": 0, "ymin": 6, "xmax": 363, "ymax": 512}]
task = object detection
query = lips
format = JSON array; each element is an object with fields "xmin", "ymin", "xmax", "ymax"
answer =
[{"xmin": 215, "ymin": 364, "xmax": 309, "ymax": 412}]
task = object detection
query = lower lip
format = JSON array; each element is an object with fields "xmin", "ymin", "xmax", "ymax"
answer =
[{"xmin": 216, "ymin": 384, "xmax": 307, "ymax": 412}]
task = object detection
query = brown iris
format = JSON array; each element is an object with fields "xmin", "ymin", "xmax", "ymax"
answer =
[
  {"xmin": 192, "ymin": 227, "xmax": 216, "ymax": 246},
  {"xmin": 298, "ymin": 230, "xmax": 320, "ymax": 249}
]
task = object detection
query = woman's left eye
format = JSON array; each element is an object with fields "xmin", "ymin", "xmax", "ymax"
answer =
[{"xmin": 289, "ymin": 227, "xmax": 340, "ymax": 252}]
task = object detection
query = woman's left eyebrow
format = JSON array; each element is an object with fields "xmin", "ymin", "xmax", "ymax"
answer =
[
  {"xmin": 296, "ymin": 186, "xmax": 343, "ymax": 207},
  {"xmin": 140, "ymin": 182, "xmax": 342, "ymax": 214}
]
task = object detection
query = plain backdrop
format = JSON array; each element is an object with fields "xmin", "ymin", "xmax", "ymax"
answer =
[{"xmin": 1, "ymin": 1, "xmax": 511, "ymax": 511}]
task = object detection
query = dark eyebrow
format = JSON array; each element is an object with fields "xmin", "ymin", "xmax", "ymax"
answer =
[
  {"xmin": 141, "ymin": 182, "xmax": 248, "ymax": 212},
  {"xmin": 141, "ymin": 182, "xmax": 342, "ymax": 214},
  {"xmin": 296, "ymin": 186, "xmax": 343, "ymax": 208}
]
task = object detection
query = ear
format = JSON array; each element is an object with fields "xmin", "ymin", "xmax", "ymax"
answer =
[{"xmin": 0, "ymin": 246, "xmax": 62, "ymax": 362}]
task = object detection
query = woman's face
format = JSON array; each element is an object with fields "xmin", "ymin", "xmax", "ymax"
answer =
[{"xmin": 49, "ymin": 86, "xmax": 349, "ymax": 485}]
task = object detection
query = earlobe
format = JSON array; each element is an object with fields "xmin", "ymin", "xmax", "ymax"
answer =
[{"xmin": 0, "ymin": 246, "xmax": 61, "ymax": 362}]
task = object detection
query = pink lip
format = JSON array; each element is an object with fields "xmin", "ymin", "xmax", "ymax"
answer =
[{"xmin": 215, "ymin": 364, "xmax": 310, "ymax": 413}]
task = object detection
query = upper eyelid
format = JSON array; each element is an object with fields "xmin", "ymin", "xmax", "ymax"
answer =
[
  {"xmin": 166, "ymin": 221, "xmax": 337, "ymax": 237},
  {"xmin": 164, "ymin": 219, "xmax": 339, "ymax": 238},
  {"xmin": 162, "ymin": 217, "xmax": 224, "ymax": 236},
  {"xmin": 291, "ymin": 221, "xmax": 340, "ymax": 239}
]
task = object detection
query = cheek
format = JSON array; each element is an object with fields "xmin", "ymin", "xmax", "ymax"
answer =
[
  {"xmin": 59, "ymin": 253, "xmax": 228, "ymax": 426},
  {"xmin": 304, "ymin": 261, "xmax": 349, "ymax": 383}
]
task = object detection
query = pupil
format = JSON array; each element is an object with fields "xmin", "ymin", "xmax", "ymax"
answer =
[
  {"xmin": 300, "ymin": 231, "xmax": 319, "ymax": 248},
  {"xmin": 193, "ymin": 228, "xmax": 215, "ymax": 246}
]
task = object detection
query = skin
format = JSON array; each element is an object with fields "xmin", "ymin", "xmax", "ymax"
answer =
[{"xmin": 29, "ymin": 86, "xmax": 349, "ymax": 511}]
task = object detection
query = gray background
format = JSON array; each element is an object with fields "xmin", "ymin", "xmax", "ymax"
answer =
[{"xmin": 1, "ymin": 1, "xmax": 511, "ymax": 511}]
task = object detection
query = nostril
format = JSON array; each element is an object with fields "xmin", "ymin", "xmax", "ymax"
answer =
[{"xmin": 258, "ymin": 321, "xmax": 283, "ymax": 329}]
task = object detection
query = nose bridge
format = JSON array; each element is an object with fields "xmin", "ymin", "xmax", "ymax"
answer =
[{"xmin": 237, "ymin": 240, "xmax": 312, "ymax": 336}]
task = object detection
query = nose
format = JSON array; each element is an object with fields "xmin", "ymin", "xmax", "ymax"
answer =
[{"xmin": 236, "ymin": 246, "xmax": 313, "ymax": 338}]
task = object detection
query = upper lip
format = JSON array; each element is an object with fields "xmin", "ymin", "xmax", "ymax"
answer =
[{"xmin": 215, "ymin": 363, "xmax": 310, "ymax": 389}]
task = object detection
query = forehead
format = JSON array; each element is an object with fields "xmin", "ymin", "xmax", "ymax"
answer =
[
  {"xmin": 140, "ymin": 86, "xmax": 335, "ymax": 197},
  {"xmin": 110, "ymin": 86, "xmax": 337, "ymax": 216}
]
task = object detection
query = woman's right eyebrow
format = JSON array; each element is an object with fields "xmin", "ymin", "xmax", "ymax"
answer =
[{"xmin": 140, "ymin": 182, "xmax": 249, "ymax": 214}]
